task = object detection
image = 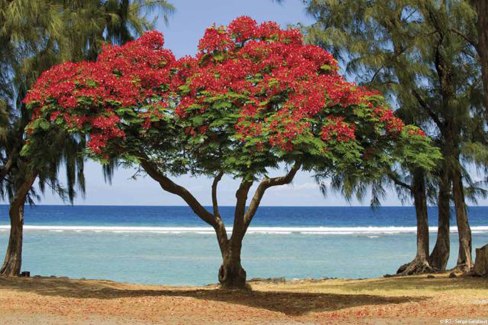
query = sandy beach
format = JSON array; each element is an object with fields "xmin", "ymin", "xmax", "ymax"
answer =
[{"xmin": 0, "ymin": 274, "xmax": 487, "ymax": 324}]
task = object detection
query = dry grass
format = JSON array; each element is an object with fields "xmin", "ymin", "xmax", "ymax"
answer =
[{"xmin": 0, "ymin": 274, "xmax": 487, "ymax": 324}]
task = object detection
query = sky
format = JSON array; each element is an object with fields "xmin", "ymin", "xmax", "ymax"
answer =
[{"xmin": 38, "ymin": 0, "xmax": 443, "ymax": 207}]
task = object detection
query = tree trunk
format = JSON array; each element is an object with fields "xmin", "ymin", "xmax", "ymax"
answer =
[
  {"xmin": 141, "ymin": 159, "xmax": 300, "ymax": 289},
  {"xmin": 473, "ymin": 244, "xmax": 488, "ymax": 277},
  {"xmin": 0, "ymin": 173, "xmax": 37, "ymax": 277},
  {"xmin": 217, "ymin": 181, "xmax": 252, "ymax": 290},
  {"xmin": 452, "ymin": 168, "xmax": 472, "ymax": 271},
  {"xmin": 0, "ymin": 203, "xmax": 24, "ymax": 276},
  {"xmin": 430, "ymin": 169, "xmax": 451, "ymax": 271},
  {"xmin": 218, "ymin": 239, "xmax": 247, "ymax": 289},
  {"xmin": 397, "ymin": 170, "xmax": 433, "ymax": 275}
]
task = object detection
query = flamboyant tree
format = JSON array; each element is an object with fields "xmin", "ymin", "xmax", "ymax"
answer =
[{"xmin": 24, "ymin": 17, "xmax": 437, "ymax": 288}]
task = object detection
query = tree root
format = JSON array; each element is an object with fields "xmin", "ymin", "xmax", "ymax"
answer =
[
  {"xmin": 449, "ymin": 263, "xmax": 472, "ymax": 274},
  {"xmin": 397, "ymin": 258, "xmax": 435, "ymax": 276}
]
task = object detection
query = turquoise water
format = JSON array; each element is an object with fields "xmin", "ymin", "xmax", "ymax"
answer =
[{"xmin": 0, "ymin": 206, "xmax": 487, "ymax": 285}]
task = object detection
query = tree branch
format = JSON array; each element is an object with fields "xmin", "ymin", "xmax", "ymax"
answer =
[
  {"xmin": 242, "ymin": 162, "xmax": 302, "ymax": 232},
  {"xmin": 230, "ymin": 179, "xmax": 253, "ymax": 241},
  {"xmin": 411, "ymin": 89, "xmax": 444, "ymax": 129},
  {"xmin": 140, "ymin": 159, "xmax": 217, "ymax": 228},
  {"xmin": 369, "ymin": 65, "xmax": 385, "ymax": 84},
  {"xmin": 212, "ymin": 170, "xmax": 229, "ymax": 254},
  {"xmin": 10, "ymin": 171, "xmax": 39, "ymax": 210},
  {"xmin": 387, "ymin": 171, "xmax": 412, "ymax": 190},
  {"xmin": 212, "ymin": 171, "xmax": 224, "ymax": 221},
  {"xmin": 449, "ymin": 27, "xmax": 479, "ymax": 52},
  {"xmin": 0, "ymin": 153, "xmax": 14, "ymax": 182}
]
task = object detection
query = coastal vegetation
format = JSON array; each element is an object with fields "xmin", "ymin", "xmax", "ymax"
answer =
[
  {"xmin": 304, "ymin": 0, "xmax": 488, "ymax": 275},
  {"xmin": 23, "ymin": 17, "xmax": 437, "ymax": 288},
  {"xmin": 0, "ymin": 0, "xmax": 487, "ymax": 295}
]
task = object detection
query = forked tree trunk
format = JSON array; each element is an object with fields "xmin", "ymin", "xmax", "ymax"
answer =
[
  {"xmin": 397, "ymin": 170, "xmax": 433, "ymax": 275},
  {"xmin": 0, "ymin": 173, "xmax": 37, "ymax": 277},
  {"xmin": 217, "ymin": 180, "xmax": 251, "ymax": 290},
  {"xmin": 140, "ymin": 160, "xmax": 300, "ymax": 289},
  {"xmin": 430, "ymin": 171, "xmax": 451, "ymax": 271},
  {"xmin": 218, "ymin": 240, "xmax": 247, "ymax": 289},
  {"xmin": 215, "ymin": 165, "xmax": 300, "ymax": 289},
  {"xmin": 452, "ymin": 168, "xmax": 472, "ymax": 271},
  {"xmin": 214, "ymin": 218, "xmax": 247, "ymax": 289}
]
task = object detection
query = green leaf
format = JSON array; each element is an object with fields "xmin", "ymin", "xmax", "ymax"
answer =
[
  {"xmin": 34, "ymin": 118, "xmax": 51, "ymax": 131},
  {"xmin": 213, "ymin": 101, "xmax": 232, "ymax": 110}
]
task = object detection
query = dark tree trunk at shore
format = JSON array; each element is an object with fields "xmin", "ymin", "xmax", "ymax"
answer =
[
  {"xmin": 397, "ymin": 170, "xmax": 433, "ymax": 275},
  {"xmin": 0, "ymin": 173, "xmax": 37, "ymax": 277},
  {"xmin": 413, "ymin": 171, "xmax": 430, "ymax": 263},
  {"xmin": 216, "ymin": 180, "xmax": 252, "ymax": 290},
  {"xmin": 218, "ymin": 241, "xmax": 247, "ymax": 289},
  {"xmin": 0, "ymin": 203, "xmax": 25, "ymax": 276},
  {"xmin": 430, "ymin": 171, "xmax": 451, "ymax": 271},
  {"xmin": 452, "ymin": 168, "xmax": 473, "ymax": 271}
]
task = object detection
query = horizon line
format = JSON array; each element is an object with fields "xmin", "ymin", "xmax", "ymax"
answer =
[{"xmin": 1, "ymin": 204, "xmax": 487, "ymax": 208}]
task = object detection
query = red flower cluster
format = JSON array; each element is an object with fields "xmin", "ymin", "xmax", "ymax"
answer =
[
  {"xmin": 198, "ymin": 26, "xmax": 234, "ymax": 52},
  {"xmin": 177, "ymin": 16, "xmax": 410, "ymax": 153},
  {"xmin": 24, "ymin": 31, "xmax": 176, "ymax": 154},
  {"xmin": 373, "ymin": 107, "xmax": 405, "ymax": 134},
  {"xmin": 321, "ymin": 116, "xmax": 356, "ymax": 142},
  {"xmin": 24, "ymin": 16, "xmax": 422, "ymax": 158},
  {"xmin": 407, "ymin": 127, "xmax": 426, "ymax": 137}
]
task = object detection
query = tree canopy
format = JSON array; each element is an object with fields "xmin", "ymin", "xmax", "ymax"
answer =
[
  {"xmin": 23, "ymin": 16, "xmax": 439, "ymax": 288},
  {"xmin": 25, "ymin": 17, "xmax": 435, "ymax": 177}
]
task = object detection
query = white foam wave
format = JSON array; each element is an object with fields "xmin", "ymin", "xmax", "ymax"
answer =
[{"xmin": 0, "ymin": 225, "xmax": 487, "ymax": 235}]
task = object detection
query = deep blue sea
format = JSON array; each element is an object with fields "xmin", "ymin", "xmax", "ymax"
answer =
[{"xmin": 0, "ymin": 205, "xmax": 487, "ymax": 285}]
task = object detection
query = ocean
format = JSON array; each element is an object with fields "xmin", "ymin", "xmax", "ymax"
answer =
[{"xmin": 0, "ymin": 205, "xmax": 487, "ymax": 285}]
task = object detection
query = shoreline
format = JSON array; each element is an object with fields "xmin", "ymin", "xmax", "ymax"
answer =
[
  {"xmin": 3, "ymin": 225, "xmax": 488, "ymax": 234},
  {"xmin": 1, "ymin": 273, "xmax": 487, "ymax": 324}
]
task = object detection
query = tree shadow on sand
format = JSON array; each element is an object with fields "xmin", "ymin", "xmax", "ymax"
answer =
[{"xmin": 0, "ymin": 277, "xmax": 427, "ymax": 316}]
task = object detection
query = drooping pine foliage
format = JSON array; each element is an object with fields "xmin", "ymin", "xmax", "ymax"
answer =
[
  {"xmin": 305, "ymin": 0, "xmax": 486, "ymax": 200},
  {"xmin": 469, "ymin": 0, "xmax": 488, "ymax": 115},
  {"xmin": 305, "ymin": 0, "xmax": 485, "ymax": 269},
  {"xmin": 0, "ymin": 0, "xmax": 174, "ymax": 204}
]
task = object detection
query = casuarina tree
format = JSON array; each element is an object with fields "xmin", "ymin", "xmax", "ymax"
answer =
[
  {"xmin": 305, "ymin": 0, "xmax": 486, "ymax": 273},
  {"xmin": 469, "ymin": 0, "xmax": 488, "ymax": 112},
  {"xmin": 24, "ymin": 17, "xmax": 437, "ymax": 288}
]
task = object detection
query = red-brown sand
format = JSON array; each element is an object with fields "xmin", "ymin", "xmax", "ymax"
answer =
[{"xmin": 0, "ymin": 274, "xmax": 487, "ymax": 324}]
